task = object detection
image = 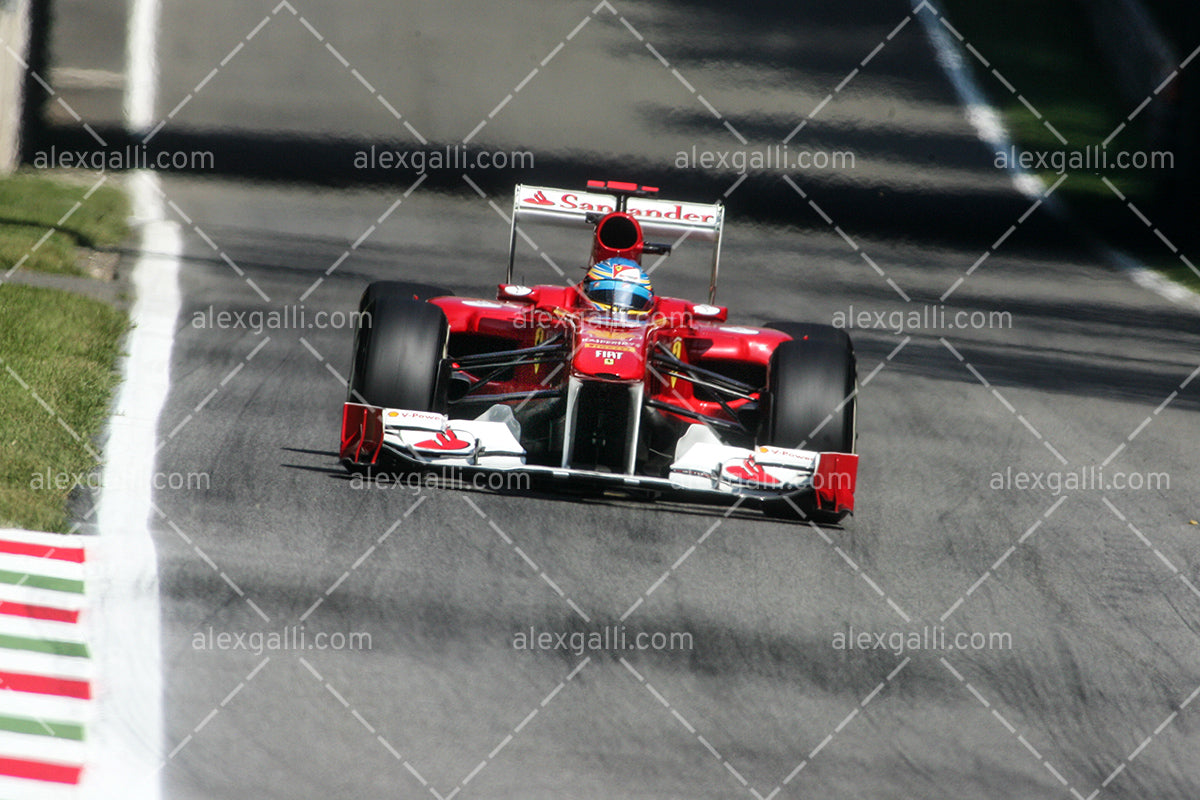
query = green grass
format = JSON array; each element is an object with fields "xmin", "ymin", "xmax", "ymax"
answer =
[
  {"xmin": 0, "ymin": 171, "xmax": 129, "ymax": 276},
  {"xmin": 936, "ymin": 0, "xmax": 1200, "ymax": 292},
  {"xmin": 0, "ymin": 283, "xmax": 127, "ymax": 532}
]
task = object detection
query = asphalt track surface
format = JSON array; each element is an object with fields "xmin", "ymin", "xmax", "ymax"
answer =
[{"xmin": 93, "ymin": 0, "xmax": 1200, "ymax": 797}]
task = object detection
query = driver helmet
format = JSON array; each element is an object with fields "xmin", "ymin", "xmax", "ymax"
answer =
[{"xmin": 582, "ymin": 257, "xmax": 655, "ymax": 316}]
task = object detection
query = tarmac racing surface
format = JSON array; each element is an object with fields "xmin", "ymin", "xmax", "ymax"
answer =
[{"xmin": 101, "ymin": 0, "xmax": 1200, "ymax": 796}]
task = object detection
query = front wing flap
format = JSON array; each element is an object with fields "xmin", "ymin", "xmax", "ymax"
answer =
[{"xmin": 340, "ymin": 402, "xmax": 857, "ymax": 515}]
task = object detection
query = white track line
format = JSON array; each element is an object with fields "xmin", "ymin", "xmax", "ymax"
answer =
[
  {"xmin": 912, "ymin": 0, "xmax": 1200, "ymax": 311},
  {"xmin": 87, "ymin": 181, "xmax": 173, "ymax": 799},
  {"xmin": 123, "ymin": 0, "xmax": 159, "ymax": 129},
  {"xmin": 85, "ymin": 0, "xmax": 172, "ymax": 793},
  {"xmin": 911, "ymin": 2, "xmax": 1051, "ymax": 202}
]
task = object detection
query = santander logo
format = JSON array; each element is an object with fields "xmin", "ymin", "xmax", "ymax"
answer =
[
  {"xmin": 522, "ymin": 188, "xmax": 717, "ymax": 223},
  {"xmin": 723, "ymin": 457, "xmax": 780, "ymax": 486},
  {"xmin": 414, "ymin": 430, "xmax": 475, "ymax": 454},
  {"xmin": 524, "ymin": 190, "xmax": 554, "ymax": 206}
]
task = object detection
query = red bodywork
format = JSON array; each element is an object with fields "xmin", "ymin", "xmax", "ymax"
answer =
[
  {"xmin": 341, "ymin": 182, "xmax": 858, "ymax": 519},
  {"xmin": 432, "ymin": 286, "xmax": 790, "ymax": 431}
]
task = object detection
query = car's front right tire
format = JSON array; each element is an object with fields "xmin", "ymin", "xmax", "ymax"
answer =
[{"xmin": 759, "ymin": 322, "xmax": 856, "ymax": 523}]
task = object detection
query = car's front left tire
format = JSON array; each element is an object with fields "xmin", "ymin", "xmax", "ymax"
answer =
[{"xmin": 348, "ymin": 295, "xmax": 449, "ymax": 411}]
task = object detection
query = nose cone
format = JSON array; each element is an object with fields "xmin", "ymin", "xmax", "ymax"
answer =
[{"xmin": 572, "ymin": 319, "xmax": 649, "ymax": 381}]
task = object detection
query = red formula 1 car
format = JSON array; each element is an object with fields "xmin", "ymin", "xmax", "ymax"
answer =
[{"xmin": 340, "ymin": 180, "xmax": 858, "ymax": 521}]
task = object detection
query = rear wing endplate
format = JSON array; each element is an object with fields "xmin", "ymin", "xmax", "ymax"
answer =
[{"xmin": 508, "ymin": 183, "xmax": 725, "ymax": 303}]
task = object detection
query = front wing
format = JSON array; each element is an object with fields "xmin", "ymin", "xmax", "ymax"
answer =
[{"xmin": 340, "ymin": 402, "xmax": 857, "ymax": 516}]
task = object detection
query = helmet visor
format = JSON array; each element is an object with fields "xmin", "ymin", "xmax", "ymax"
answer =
[{"xmin": 586, "ymin": 279, "xmax": 654, "ymax": 312}]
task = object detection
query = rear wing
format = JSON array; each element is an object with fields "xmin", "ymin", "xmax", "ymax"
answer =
[{"xmin": 508, "ymin": 181, "xmax": 725, "ymax": 303}]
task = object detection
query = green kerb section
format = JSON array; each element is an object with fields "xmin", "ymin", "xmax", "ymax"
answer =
[
  {"xmin": 0, "ymin": 713, "xmax": 84, "ymax": 741},
  {"xmin": 0, "ymin": 633, "xmax": 88, "ymax": 658},
  {"xmin": 0, "ymin": 570, "xmax": 84, "ymax": 594}
]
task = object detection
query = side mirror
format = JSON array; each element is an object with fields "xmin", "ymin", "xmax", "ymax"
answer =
[
  {"xmin": 498, "ymin": 284, "xmax": 539, "ymax": 303},
  {"xmin": 691, "ymin": 303, "xmax": 727, "ymax": 322}
]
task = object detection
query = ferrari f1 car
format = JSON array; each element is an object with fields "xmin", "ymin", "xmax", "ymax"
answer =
[{"xmin": 340, "ymin": 180, "xmax": 858, "ymax": 522}]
